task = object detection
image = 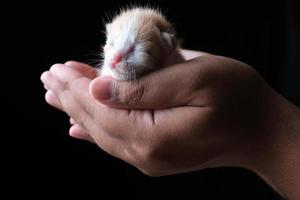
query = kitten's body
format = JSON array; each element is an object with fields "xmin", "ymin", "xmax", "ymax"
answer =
[{"xmin": 100, "ymin": 7, "xmax": 184, "ymax": 80}]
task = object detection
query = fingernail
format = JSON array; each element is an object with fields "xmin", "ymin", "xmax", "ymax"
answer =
[{"xmin": 90, "ymin": 76, "xmax": 113, "ymax": 101}]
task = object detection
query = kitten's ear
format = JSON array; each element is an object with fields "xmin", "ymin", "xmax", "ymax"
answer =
[
  {"xmin": 161, "ymin": 32, "xmax": 176, "ymax": 49},
  {"xmin": 106, "ymin": 23, "xmax": 112, "ymax": 33}
]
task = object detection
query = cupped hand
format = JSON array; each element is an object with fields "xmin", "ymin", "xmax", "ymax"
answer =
[{"xmin": 41, "ymin": 51, "xmax": 277, "ymax": 176}]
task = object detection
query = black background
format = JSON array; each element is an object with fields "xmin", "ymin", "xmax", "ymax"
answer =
[{"xmin": 2, "ymin": 0, "xmax": 299, "ymax": 199}]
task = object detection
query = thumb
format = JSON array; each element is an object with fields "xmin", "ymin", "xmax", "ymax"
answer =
[{"xmin": 89, "ymin": 58, "xmax": 205, "ymax": 109}]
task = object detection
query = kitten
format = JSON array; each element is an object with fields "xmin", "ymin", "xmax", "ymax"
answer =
[{"xmin": 100, "ymin": 7, "xmax": 184, "ymax": 80}]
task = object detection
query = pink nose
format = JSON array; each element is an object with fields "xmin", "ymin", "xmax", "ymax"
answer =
[{"xmin": 111, "ymin": 53, "xmax": 122, "ymax": 68}]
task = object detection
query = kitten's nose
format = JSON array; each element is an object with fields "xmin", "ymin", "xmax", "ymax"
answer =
[{"xmin": 111, "ymin": 53, "xmax": 122, "ymax": 68}]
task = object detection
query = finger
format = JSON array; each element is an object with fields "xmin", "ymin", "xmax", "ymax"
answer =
[
  {"xmin": 69, "ymin": 124, "xmax": 95, "ymax": 143},
  {"xmin": 89, "ymin": 76, "xmax": 113, "ymax": 101},
  {"xmin": 50, "ymin": 63, "xmax": 84, "ymax": 84},
  {"xmin": 43, "ymin": 64, "xmax": 142, "ymax": 162},
  {"xmin": 46, "ymin": 64, "xmax": 124, "ymax": 143},
  {"xmin": 69, "ymin": 122, "xmax": 129, "ymax": 163},
  {"xmin": 65, "ymin": 61, "xmax": 98, "ymax": 79},
  {"xmin": 41, "ymin": 71, "xmax": 68, "ymax": 95},
  {"xmin": 48, "ymin": 64, "xmax": 97, "ymax": 118},
  {"xmin": 45, "ymin": 90, "xmax": 63, "ymax": 111},
  {"xmin": 47, "ymin": 63, "xmax": 138, "ymax": 131},
  {"xmin": 42, "ymin": 67, "xmax": 94, "ymax": 126},
  {"xmin": 60, "ymin": 73, "xmax": 152, "ymax": 142},
  {"xmin": 90, "ymin": 57, "xmax": 210, "ymax": 109}
]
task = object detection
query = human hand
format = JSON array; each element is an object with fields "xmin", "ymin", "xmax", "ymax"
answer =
[
  {"xmin": 41, "ymin": 50, "xmax": 300, "ymax": 199},
  {"xmin": 41, "ymin": 49, "xmax": 209, "ymax": 144},
  {"xmin": 41, "ymin": 50, "xmax": 268, "ymax": 174}
]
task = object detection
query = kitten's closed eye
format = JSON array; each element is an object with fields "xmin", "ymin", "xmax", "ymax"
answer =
[{"xmin": 128, "ymin": 45, "xmax": 135, "ymax": 53}]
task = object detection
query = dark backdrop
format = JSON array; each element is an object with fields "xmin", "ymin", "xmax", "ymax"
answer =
[{"xmin": 2, "ymin": 0, "xmax": 299, "ymax": 199}]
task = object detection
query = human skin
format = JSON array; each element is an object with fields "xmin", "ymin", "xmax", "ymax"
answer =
[{"xmin": 41, "ymin": 50, "xmax": 300, "ymax": 199}]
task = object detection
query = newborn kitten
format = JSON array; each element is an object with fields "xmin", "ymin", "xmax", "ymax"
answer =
[{"xmin": 100, "ymin": 7, "xmax": 184, "ymax": 80}]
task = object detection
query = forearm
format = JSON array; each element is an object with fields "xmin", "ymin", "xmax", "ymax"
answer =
[{"xmin": 250, "ymin": 89, "xmax": 300, "ymax": 199}]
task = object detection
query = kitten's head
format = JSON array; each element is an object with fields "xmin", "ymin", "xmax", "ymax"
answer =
[{"xmin": 102, "ymin": 7, "xmax": 179, "ymax": 80}]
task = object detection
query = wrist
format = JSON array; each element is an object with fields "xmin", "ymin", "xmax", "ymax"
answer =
[{"xmin": 246, "ymin": 87, "xmax": 300, "ymax": 199}]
